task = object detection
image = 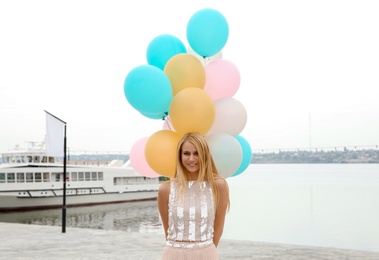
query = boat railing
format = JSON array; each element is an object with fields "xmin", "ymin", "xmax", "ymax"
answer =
[
  {"xmin": 68, "ymin": 160, "xmax": 111, "ymax": 166},
  {"xmin": 16, "ymin": 187, "xmax": 108, "ymax": 198}
]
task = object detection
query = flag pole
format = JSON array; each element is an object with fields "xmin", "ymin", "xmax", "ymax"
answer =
[
  {"xmin": 44, "ymin": 110, "xmax": 67, "ymax": 233},
  {"xmin": 62, "ymin": 123, "xmax": 67, "ymax": 233}
]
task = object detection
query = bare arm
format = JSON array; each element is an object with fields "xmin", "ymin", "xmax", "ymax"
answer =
[
  {"xmin": 157, "ymin": 181, "xmax": 170, "ymax": 240},
  {"xmin": 213, "ymin": 178, "xmax": 229, "ymax": 247}
]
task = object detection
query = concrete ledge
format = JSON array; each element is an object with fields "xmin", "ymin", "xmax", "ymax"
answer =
[{"xmin": 0, "ymin": 223, "xmax": 378, "ymax": 260}]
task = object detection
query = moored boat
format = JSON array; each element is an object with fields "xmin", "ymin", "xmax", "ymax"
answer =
[{"xmin": 0, "ymin": 142, "xmax": 159, "ymax": 212}]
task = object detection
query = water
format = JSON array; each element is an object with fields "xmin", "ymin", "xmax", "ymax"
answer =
[
  {"xmin": 0, "ymin": 200, "xmax": 162, "ymax": 234},
  {"xmin": 224, "ymin": 164, "xmax": 379, "ymax": 252},
  {"xmin": 1, "ymin": 164, "xmax": 378, "ymax": 252}
]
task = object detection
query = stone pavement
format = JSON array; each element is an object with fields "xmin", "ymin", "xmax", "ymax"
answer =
[{"xmin": 0, "ymin": 223, "xmax": 378, "ymax": 260}]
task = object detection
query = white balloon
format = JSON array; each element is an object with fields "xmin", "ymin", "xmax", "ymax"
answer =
[
  {"xmin": 206, "ymin": 133, "xmax": 242, "ymax": 178},
  {"xmin": 206, "ymin": 98, "xmax": 247, "ymax": 136}
]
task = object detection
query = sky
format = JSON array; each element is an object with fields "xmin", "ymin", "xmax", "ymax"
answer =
[{"xmin": 1, "ymin": 0, "xmax": 378, "ymax": 154}]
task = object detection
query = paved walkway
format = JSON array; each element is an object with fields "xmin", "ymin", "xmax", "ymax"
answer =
[{"xmin": 1, "ymin": 223, "xmax": 378, "ymax": 260}]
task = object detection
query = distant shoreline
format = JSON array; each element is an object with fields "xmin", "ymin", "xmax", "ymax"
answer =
[{"xmin": 252, "ymin": 148, "xmax": 379, "ymax": 164}]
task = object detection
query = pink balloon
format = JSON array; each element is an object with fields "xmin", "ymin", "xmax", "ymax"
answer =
[
  {"xmin": 204, "ymin": 59, "xmax": 240, "ymax": 100},
  {"xmin": 129, "ymin": 137, "xmax": 160, "ymax": 178}
]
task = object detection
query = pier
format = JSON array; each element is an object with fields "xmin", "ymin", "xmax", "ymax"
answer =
[{"xmin": 1, "ymin": 222, "xmax": 378, "ymax": 259}]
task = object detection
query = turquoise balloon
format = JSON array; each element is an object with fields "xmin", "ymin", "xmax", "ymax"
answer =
[
  {"xmin": 124, "ymin": 65, "xmax": 173, "ymax": 115},
  {"xmin": 187, "ymin": 8, "xmax": 229, "ymax": 57},
  {"xmin": 140, "ymin": 111, "xmax": 167, "ymax": 120},
  {"xmin": 232, "ymin": 135, "xmax": 252, "ymax": 177},
  {"xmin": 146, "ymin": 34, "xmax": 187, "ymax": 70}
]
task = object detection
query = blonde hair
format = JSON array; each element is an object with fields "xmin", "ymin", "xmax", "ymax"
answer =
[{"xmin": 173, "ymin": 132, "xmax": 230, "ymax": 212}]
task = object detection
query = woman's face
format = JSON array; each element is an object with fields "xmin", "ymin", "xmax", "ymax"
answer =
[{"xmin": 181, "ymin": 141, "xmax": 200, "ymax": 175}]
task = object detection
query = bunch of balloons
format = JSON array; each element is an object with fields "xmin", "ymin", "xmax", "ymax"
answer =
[{"xmin": 124, "ymin": 8, "xmax": 252, "ymax": 179}]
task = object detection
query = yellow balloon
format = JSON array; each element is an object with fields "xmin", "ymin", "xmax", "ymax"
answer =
[
  {"xmin": 145, "ymin": 130, "xmax": 181, "ymax": 178},
  {"xmin": 164, "ymin": 53, "xmax": 206, "ymax": 96},
  {"xmin": 170, "ymin": 88, "xmax": 215, "ymax": 135}
]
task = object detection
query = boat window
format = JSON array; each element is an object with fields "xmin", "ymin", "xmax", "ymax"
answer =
[
  {"xmin": 41, "ymin": 157, "xmax": 47, "ymax": 163},
  {"xmin": 3, "ymin": 157, "xmax": 9, "ymax": 163},
  {"xmin": 55, "ymin": 173, "xmax": 61, "ymax": 182},
  {"xmin": 48, "ymin": 157, "xmax": 55, "ymax": 163},
  {"xmin": 0, "ymin": 173, "xmax": 5, "ymax": 183},
  {"xmin": 78, "ymin": 172, "xmax": 84, "ymax": 181},
  {"xmin": 7, "ymin": 173, "xmax": 15, "ymax": 183},
  {"xmin": 26, "ymin": 172, "xmax": 34, "ymax": 182},
  {"xmin": 33, "ymin": 156, "xmax": 40, "ymax": 163},
  {"xmin": 91, "ymin": 172, "xmax": 97, "ymax": 181},
  {"xmin": 85, "ymin": 172, "xmax": 91, "ymax": 181},
  {"xmin": 98, "ymin": 172, "xmax": 103, "ymax": 181},
  {"xmin": 71, "ymin": 172, "xmax": 77, "ymax": 181},
  {"xmin": 114, "ymin": 177, "xmax": 132, "ymax": 185},
  {"xmin": 43, "ymin": 172, "xmax": 50, "ymax": 182},
  {"xmin": 17, "ymin": 173, "xmax": 25, "ymax": 183},
  {"xmin": 35, "ymin": 172, "xmax": 42, "ymax": 182},
  {"xmin": 27, "ymin": 156, "xmax": 32, "ymax": 163}
]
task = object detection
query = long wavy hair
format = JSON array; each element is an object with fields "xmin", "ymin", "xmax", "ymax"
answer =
[{"xmin": 173, "ymin": 132, "xmax": 230, "ymax": 212}]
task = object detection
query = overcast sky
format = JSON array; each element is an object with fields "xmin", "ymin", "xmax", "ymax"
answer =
[{"xmin": 1, "ymin": 0, "xmax": 378, "ymax": 153}]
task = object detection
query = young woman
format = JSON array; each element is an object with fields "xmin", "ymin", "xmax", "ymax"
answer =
[{"xmin": 158, "ymin": 132, "xmax": 230, "ymax": 260}]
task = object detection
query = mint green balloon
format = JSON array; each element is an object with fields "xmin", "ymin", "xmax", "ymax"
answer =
[
  {"xmin": 146, "ymin": 34, "xmax": 186, "ymax": 70},
  {"xmin": 140, "ymin": 111, "xmax": 167, "ymax": 120},
  {"xmin": 233, "ymin": 135, "xmax": 252, "ymax": 177},
  {"xmin": 187, "ymin": 8, "xmax": 229, "ymax": 57},
  {"xmin": 124, "ymin": 65, "xmax": 172, "ymax": 116}
]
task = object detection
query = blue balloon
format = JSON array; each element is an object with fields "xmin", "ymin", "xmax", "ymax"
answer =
[
  {"xmin": 232, "ymin": 135, "xmax": 252, "ymax": 177},
  {"xmin": 124, "ymin": 65, "xmax": 173, "ymax": 116},
  {"xmin": 146, "ymin": 34, "xmax": 187, "ymax": 70},
  {"xmin": 187, "ymin": 8, "xmax": 229, "ymax": 57}
]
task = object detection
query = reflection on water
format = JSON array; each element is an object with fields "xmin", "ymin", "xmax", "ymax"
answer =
[{"xmin": 0, "ymin": 200, "xmax": 163, "ymax": 235}]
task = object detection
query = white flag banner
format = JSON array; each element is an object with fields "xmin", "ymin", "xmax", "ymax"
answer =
[{"xmin": 45, "ymin": 112, "xmax": 65, "ymax": 157}]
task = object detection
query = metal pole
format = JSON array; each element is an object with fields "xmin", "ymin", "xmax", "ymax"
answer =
[
  {"xmin": 44, "ymin": 110, "xmax": 67, "ymax": 233},
  {"xmin": 62, "ymin": 124, "xmax": 67, "ymax": 233}
]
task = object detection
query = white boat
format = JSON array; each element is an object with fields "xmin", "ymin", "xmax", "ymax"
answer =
[{"xmin": 0, "ymin": 142, "xmax": 159, "ymax": 212}]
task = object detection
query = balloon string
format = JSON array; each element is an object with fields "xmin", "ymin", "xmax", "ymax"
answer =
[
  {"xmin": 203, "ymin": 56, "xmax": 210, "ymax": 66},
  {"xmin": 165, "ymin": 117, "xmax": 172, "ymax": 130}
]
